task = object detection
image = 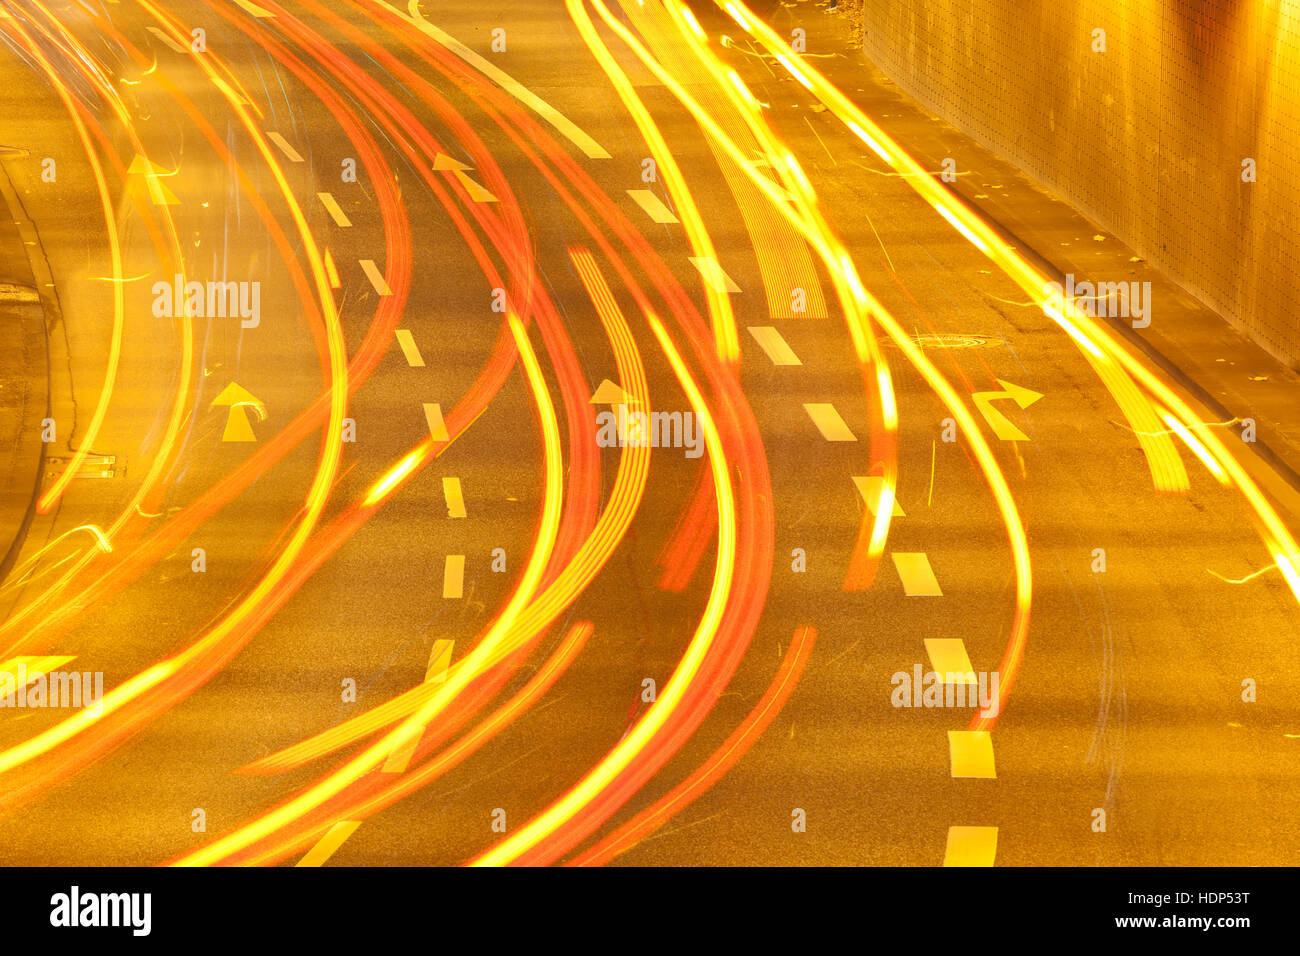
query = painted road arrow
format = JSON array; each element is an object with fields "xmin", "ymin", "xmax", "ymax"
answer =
[
  {"xmin": 211, "ymin": 382, "xmax": 266, "ymax": 442},
  {"xmin": 589, "ymin": 379, "xmax": 638, "ymax": 405},
  {"xmin": 127, "ymin": 154, "xmax": 180, "ymax": 206},
  {"xmin": 433, "ymin": 153, "xmax": 497, "ymax": 203},
  {"xmin": 972, "ymin": 379, "xmax": 1043, "ymax": 442}
]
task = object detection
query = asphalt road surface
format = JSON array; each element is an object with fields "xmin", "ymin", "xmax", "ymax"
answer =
[{"xmin": 0, "ymin": 0, "xmax": 1295, "ymax": 867}]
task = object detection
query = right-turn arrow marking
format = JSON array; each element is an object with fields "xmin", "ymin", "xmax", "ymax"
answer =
[{"xmin": 972, "ymin": 379, "xmax": 1043, "ymax": 442}]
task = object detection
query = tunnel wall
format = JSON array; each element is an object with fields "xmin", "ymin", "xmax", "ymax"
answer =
[{"xmin": 860, "ymin": 1, "xmax": 1300, "ymax": 367}]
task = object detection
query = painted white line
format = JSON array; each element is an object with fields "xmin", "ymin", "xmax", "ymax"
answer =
[
  {"xmin": 234, "ymin": 0, "xmax": 276, "ymax": 17},
  {"xmin": 443, "ymin": 477, "xmax": 467, "ymax": 518},
  {"xmin": 423, "ymin": 402, "xmax": 450, "ymax": 440},
  {"xmin": 923, "ymin": 638, "xmax": 975, "ymax": 680},
  {"xmin": 590, "ymin": 379, "xmax": 637, "ymax": 404},
  {"xmin": 382, "ymin": 639, "xmax": 455, "ymax": 772}
]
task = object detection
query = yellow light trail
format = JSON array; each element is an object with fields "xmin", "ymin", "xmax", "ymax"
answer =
[
  {"xmin": 0, "ymin": 0, "xmax": 349, "ymax": 776},
  {"xmin": 0, "ymin": 1, "xmax": 193, "ymax": 643},
  {"xmin": 722, "ymin": 0, "xmax": 1300, "ymax": 605},
  {"xmin": 1163, "ymin": 413, "xmax": 1228, "ymax": 484},
  {"xmin": 241, "ymin": 245, "xmax": 652, "ymax": 780},
  {"xmin": 27, "ymin": 1, "xmax": 195, "ymax": 527},
  {"xmin": 242, "ymin": 620, "xmax": 596, "ymax": 866},
  {"xmin": 18, "ymin": 25, "xmax": 124, "ymax": 515},
  {"xmin": 174, "ymin": 311, "xmax": 562, "ymax": 865},
  {"xmin": 472, "ymin": 309, "xmax": 737, "ymax": 866},
  {"xmin": 714, "ymin": 3, "xmax": 1300, "ymax": 611},
  {"xmin": 602, "ymin": 0, "xmax": 1031, "ymax": 721},
  {"xmin": 362, "ymin": 448, "xmax": 424, "ymax": 507},
  {"xmin": 231, "ymin": 241, "xmax": 664, "ymax": 854},
  {"xmin": 715, "ymin": 6, "xmax": 1300, "ymax": 725},
  {"xmin": 0, "ymin": 525, "xmax": 111, "ymax": 599},
  {"xmin": 566, "ymin": 0, "xmax": 739, "ymax": 363},
  {"xmin": 590, "ymin": 0, "xmax": 898, "ymax": 576},
  {"xmin": 624, "ymin": 0, "xmax": 829, "ymax": 323}
]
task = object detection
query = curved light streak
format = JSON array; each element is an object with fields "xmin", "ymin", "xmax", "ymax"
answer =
[{"xmin": 471, "ymin": 309, "xmax": 737, "ymax": 866}]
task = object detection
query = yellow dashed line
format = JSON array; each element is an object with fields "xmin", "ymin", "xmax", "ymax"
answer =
[
  {"xmin": 233, "ymin": 0, "xmax": 276, "ymax": 15},
  {"xmin": 687, "ymin": 255, "xmax": 742, "ymax": 294},
  {"xmin": 267, "ymin": 132, "xmax": 302, "ymax": 162},
  {"xmin": 394, "ymin": 329, "xmax": 424, "ymax": 367},
  {"xmin": 317, "ymin": 192, "xmax": 352, "ymax": 227},
  {"xmin": 923, "ymin": 638, "xmax": 975, "ymax": 680},
  {"xmin": 803, "ymin": 402, "xmax": 857, "ymax": 441},
  {"xmin": 442, "ymin": 555, "xmax": 465, "ymax": 599},
  {"xmin": 852, "ymin": 475, "xmax": 904, "ymax": 516},
  {"xmin": 359, "ymin": 259, "xmax": 391, "ymax": 296},
  {"xmin": 747, "ymin": 326, "xmax": 801, "ymax": 365},
  {"xmin": 296, "ymin": 821, "xmax": 361, "ymax": 867},
  {"xmin": 382, "ymin": 640, "xmax": 455, "ymax": 773},
  {"xmin": 948, "ymin": 730, "xmax": 996, "ymax": 778},
  {"xmin": 943, "ymin": 826, "xmax": 997, "ymax": 866},
  {"xmin": 627, "ymin": 188, "xmax": 679, "ymax": 223},
  {"xmin": 893, "ymin": 553, "xmax": 943, "ymax": 596},
  {"xmin": 423, "ymin": 402, "xmax": 449, "ymax": 441},
  {"xmin": 442, "ymin": 477, "xmax": 467, "ymax": 518}
]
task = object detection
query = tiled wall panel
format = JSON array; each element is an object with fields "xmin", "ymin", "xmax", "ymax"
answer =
[{"xmin": 863, "ymin": 1, "xmax": 1300, "ymax": 365}]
